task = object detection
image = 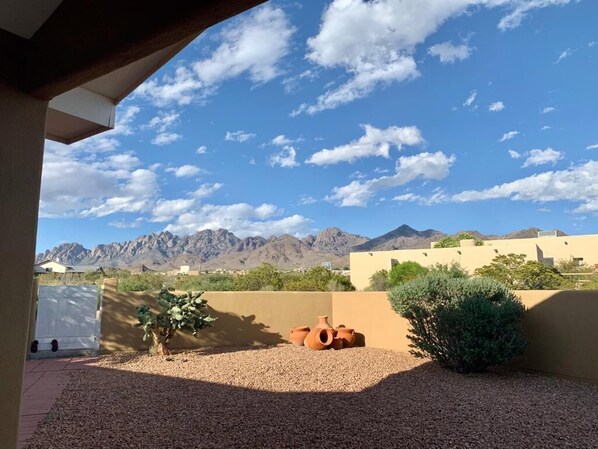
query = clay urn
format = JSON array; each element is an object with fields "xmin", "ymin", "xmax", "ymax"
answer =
[
  {"xmin": 289, "ymin": 326, "xmax": 310, "ymax": 346},
  {"xmin": 330, "ymin": 337, "xmax": 344, "ymax": 350},
  {"xmin": 336, "ymin": 326, "xmax": 356, "ymax": 348},
  {"xmin": 304, "ymin": 328, "xmax": 334, "ymax": 350},
  {"xmin": 314, "ymin": 315, "xmax": 334, "ymax": 331}
]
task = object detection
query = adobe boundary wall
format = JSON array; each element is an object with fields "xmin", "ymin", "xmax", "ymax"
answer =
[{"xmin": 100, "ymin": 279, "xmax": 598, "ymax": 383}]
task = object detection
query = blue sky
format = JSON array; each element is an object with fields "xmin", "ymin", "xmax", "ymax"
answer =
[{"xmin": 38, "ymin": 0, "xmax": 598, "ymax": 251}]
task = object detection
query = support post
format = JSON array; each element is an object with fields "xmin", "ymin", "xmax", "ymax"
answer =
[{"xmin": 0, "ymin": 81, "xmax": 48, "ymax": 449}]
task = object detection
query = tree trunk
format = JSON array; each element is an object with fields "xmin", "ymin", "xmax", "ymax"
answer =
[{"xmin": 150, "ymin": 331, "xmax": 171, "ymax": 356}]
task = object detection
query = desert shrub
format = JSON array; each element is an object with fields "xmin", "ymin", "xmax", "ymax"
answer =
[
  {"xmin": 174, "ymin": 274, "xmax": 235, "ymax": 291},
  {"xmin": 388, "ymin": 273, "xmax": 526, "ymax": 373},
  {"xmin": 283, "ymin": 266, "xmax": 355, "ymax": 291},
  {"xmin": 433, "ymin": 232, "xmax": 484, "ymax": 248},
  {"xmin": 118, "ymin": 272, "xmax": 167, "ymax": 292},
  {"xmin": 555, "ymin": 257, "xmax": 593, "ymax": 274},
  {"xmin": 475, "ymin": 253, "xmax": 572, "ymax": 290},
  {"xmin": 135, "ymin": 289, "xmax": 216, "ymax": 355},
  {"xmin": 366, "ymin": 269, "xmax": 390, "ymax": 291},
  {"xmin": 388, "ymin": 261, "xmax": 428, "ymax": 287},
  {"xmin": 428, "ymin": 262, "xmax": 469, "ymax": 279}
]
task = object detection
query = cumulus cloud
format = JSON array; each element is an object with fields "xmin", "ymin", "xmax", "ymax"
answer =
[
  {"xmin": 166, "ymin": 165, "xmax": 202, "ymax": 178},
  {"xmin": 428, "ymin": 41, "xmax": 472, "ymax": 63},
  {"xmin": 152, "ymin": 199, "xmax": 196, "ymax": 223},
  {"xmin": 293, "ymin": 0, "xmax": 570, "ymax": 114},
  {"xmin": 108, "ymin": 218, "xmax": 144, "ymax": 229},
  {"xmin": 225, "ymin": 130, "xmax": 256, "ymax": 142},
  {"xmin": 134, "ymin": 5, "xmax": 295, "ymax": 107},
  {"xmin": 541, "ymin": 106, "xmax": 556, "ymax": 114},
  {"xmin": 508, "ymin": 150, "xmax": 521, "ymax": 159},
  {"xmin": 463, "ymin": 90, "xmax": 478, "ymax": 108},
  {"xmin": 152, "ymin": 132, "xmax": 182, "ymax": 146},
  {"xmin": 164, "ymin": 203, "xmax": 312, "ymax": 237},
  {"xmin": 521, "ymin": 148, "xmax": 564, "ymax": 167},
  {"xmin": 326, "ymin": 151, "xmax": 455, "ymax": 207},
  {"xmin": 500, "ymin": 130, "xmax": 519, "ymax": 142},
  {"xmin": 306, "ymin": 125, "xmax": 423, "ymax": 166},
  {"xmin": 193, "ymin": 183, "xmax": 223, "ymax": 199},
  {"xmin": 489, "ymin": 101, "xmax": 505, "ymax": 112},
  {"xmin": 586, "ymin": 144, "xmax": 598, "ymax": 150},
  {"xmin": 145, "ymin": 111, "xmax": 179, "ymax": 133},
  {"xmin": 299, "ymin": 195, "xmax": 318, "ymax": 205},
  {"xmin": 452, "ymin": 161, "xmax": 598, "ymax": 213},
  {"xmin": 269, "ymin": 146, "xmax": 300, "ymax": 168},
  {"xmin": 196, "ymin": 145, "xmax": 207, "ymax": 154},
  {"xmin": 272, "ymin": 135, "xmax": 293, "ymax": 146},
  {"xmin": 541, "ymin": 125, "xmax": 552, "ymax": 130}
]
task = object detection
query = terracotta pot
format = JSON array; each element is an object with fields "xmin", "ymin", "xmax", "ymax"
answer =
[
  {"xmin": 336, "ymin": 327, "xmax": 356, "ymax": 348},
  {"xmin": 289, "ymin": 326, "xmax": 310, "ymax": 346},
  {"xmin": 304, "ymin": 328, "xmax": 334, "ymax": 350},
  {"xmin": 314, "ymin": 315, "xmax": 334, "ymax": 330},
  {"xmin": 330, "ymin": 337, "xmax": 344, "ymax": 350}
]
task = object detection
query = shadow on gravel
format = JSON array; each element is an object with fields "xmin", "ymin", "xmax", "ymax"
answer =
[{"xmin": 25, "ymin": 357, "xmax": 598, "ymax": 449}]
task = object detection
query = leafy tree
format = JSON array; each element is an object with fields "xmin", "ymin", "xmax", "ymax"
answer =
[
  {"xmin": 434, "ymin": 232, "xmax": 484, "ymax": 248},
  {"xmin": 388, "ymin": 261, "xmax": 428, "ymax": 287},
  {"xmin": 366, "ymin": 269, "xmax": 390, "ymax": 291},
  {"xmin": 135, "ymin": 289, "xmax": 216, "ymax": 355},
  {"xmin": 175, "ymin": 274, "xmax": 235, "ymax": 291},
  {"xmin": 234, "ymin": 263, "xmax": 283, "ymax": 291},
  {"xmin": 428, "ymin": 262, "xmax": 469, "ymax": 278},
  {"xmin": 475, "ymin": 253, "xmax": 572, "ymax": 290},
  {"xmin": 388, "ymin": 273, "xmax": 526, "ymax": 373}
]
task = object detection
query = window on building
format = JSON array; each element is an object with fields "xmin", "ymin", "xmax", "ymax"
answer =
[{"xmin": 542, "ymin": 257, "xmax": 554, "ymax": 267}]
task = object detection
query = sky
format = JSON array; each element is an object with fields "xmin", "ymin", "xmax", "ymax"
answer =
[{"xmin": 37, "ymin": 0, "xmax": 598, "ymax": 252}]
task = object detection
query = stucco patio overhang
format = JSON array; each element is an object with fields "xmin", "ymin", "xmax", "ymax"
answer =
[{"xmin": 0, "ymin": 1, "xmax": 265, "ymax": 447}]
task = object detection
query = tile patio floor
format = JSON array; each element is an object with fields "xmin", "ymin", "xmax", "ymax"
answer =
[{"xmin": 19, "ymin": 357, "xmax": 97, "ymax": 449}]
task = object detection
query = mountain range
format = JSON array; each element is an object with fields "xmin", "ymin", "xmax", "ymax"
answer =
[{"xmin": 35, "ymin": 225, "xmax": 559, "ymax": 271}]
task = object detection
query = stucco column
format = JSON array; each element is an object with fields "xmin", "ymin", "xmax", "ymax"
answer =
[{"xmin": 0, "ymin": 82, "xmax": 48, "ymax": 449}]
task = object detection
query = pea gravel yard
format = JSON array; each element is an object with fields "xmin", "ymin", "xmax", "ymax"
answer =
[{"xmin": 24, "ymin": 345, "xmax": 598, "ymax": 449}]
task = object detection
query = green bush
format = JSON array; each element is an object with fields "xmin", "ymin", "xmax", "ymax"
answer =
[
  {"xmin": 388, "ymin": 273, "xmax": 526, "ymax": 373},
  {"xmin": 433, "ymin": 232, "xmax": 484, "ymax": 248},
  {"xmin": 234, "ymin": 263, "xmax": 283, "ymax": 291},
  {"xmin": 174, "ymin": 274, "xmax": 235, "ymax": 291},
  {"xmin": 388, "ymin": 261, "xmax": 428, "ymax": 287},
  {"xmin": 366, "ymin": 269, "xmax": 390, "ymax": 291},
  {"xmin": 118, "ymin": 272, "xmax": 167, "ymax": 292},
  {"xmin": 282, "ymin": 266, "xmax": 355, "ymax": 291},
  {"xmin": 428, "ymin": 262, "xmax": 469, "ymax": 279}
]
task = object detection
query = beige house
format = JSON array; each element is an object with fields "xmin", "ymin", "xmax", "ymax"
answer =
[
  {"xmin": 350, "ymin": 233, "xmax": 598, "ymax": 290},
  {"xmin": 35, "ymin": 260, "xmax": 102, "ymax": 274}
]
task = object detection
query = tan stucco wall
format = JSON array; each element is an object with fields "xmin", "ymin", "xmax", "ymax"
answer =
[
  {"xmin": 0, "ymin": 82, "xmax": 48, "ymax": 449},
  {"xmin": 100, "ymin": 279, "xmax": 332, "ymax": 352},
  {"xmin": 350, "ymin": 234, "xmax": 598, "ymax": 290}
]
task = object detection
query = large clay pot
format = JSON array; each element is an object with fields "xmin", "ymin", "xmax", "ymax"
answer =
[
  {"xmin": 336, "ymin": 326, "xmax": 356, "ymax": 348},
  {"xmin": 289, "ymin": 326, "xmax": 310, "ymax": 346},
  {"xmin": 305, "ymin": 328, "xmax": 334, "ymax": 350},
  {"xmin": 314, "ymin": 315, "xmax": 334, "ymax": 330},
  {"xmin": 330, "ymin": 337, "xmax": 344, "ymax": 350}
]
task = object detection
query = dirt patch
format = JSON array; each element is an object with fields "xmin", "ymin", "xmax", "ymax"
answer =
[{"xmin": 25, "ymin": 345, "xmax": 598, "ymax": 448}]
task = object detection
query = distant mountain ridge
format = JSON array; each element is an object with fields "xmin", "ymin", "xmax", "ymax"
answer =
[{"xmin": 36, "ymin": 225, "xmax": 566, "ymax": 271}]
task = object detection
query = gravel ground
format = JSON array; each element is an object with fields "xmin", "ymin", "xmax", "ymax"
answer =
[{"xmin": 26, "ymin": 345, "xmax": 598, "ymax": 449}]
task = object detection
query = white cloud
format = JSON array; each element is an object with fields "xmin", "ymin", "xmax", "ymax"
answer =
[
  {"xmin": 152, "ymin": 132, "xmax": 182, "ymax": 146},
  {"xmin": 541, "ymin": 125, "xmax": 552, "ymax": 130},
  {"xmin": 326, "ymin": 151, "xmax": 455, "ymax": 207},
  {"xmin": 102, "ymin": 154, "xmax": 141, "ymax": 170},
  {"xmin": 145, "ymin": 111, "xmax": 180, "ymax": 133},
  {"xmin": 586, "ymin": 144, "xmax": 598, "ymax": 150},
  {"xmin": 269, "ymin": 146, "xmax": 300, "ymax": 168},
  {"xmin": 164, "ymin": 203, "xmax": 312, "ymax": 238},
  {"xmin": 225, "ymin": 130, "xmax": 256, "ymax": 142},
  {"xmin": 499, "ymin": 130, "xmax": 519, "ymax": 142},
  {"xmin": 452, "ymin": 161, "xmax": 598, "ymax": 214},
  {"xmin": 489, "ymin": 101, "xmax": 505, "ymax": 112},
  {"xmin": 299, "ymin": 195, "xmax": 317, "ymax": 205},
  {"xmin": 463, "ymin": 90, "xmax": 478, "ymax": 108},
  {"xmin": 134, "ymin": 5, "xmax": 295, "ymax": 107},
  {"xmin": 392, "ymin": 189, "xmax": 449, "ymax": 205},
  {"xmin": 166, "ymin": 165, "xmax": 202, "ymax": 178},
  {"xmin": 428, "ymin": 41, "xmax": 472, "ymax": 63},
  {"xmin": 108, "ymin": 218, "xmax": 144, "ymax": 229},
  {"xmin": 554, "ymin": 48, "xmax": 574, "ymax": 64},
  {"xmin": 151, "ymin": 199, "xmax": 196, "ymax": 223},
  {"xmin": 306, "ymin": 125, "xmax": 423, "ymax": 166},
  {"xmin": 272, "ymin": 135, "xmax": 293, "ymax": 146},
  {"xmin": 196, "ymin": 145, "xmax": 207, "ymax": 154},
  {"xmin": 521, "ymin": 148, "xmax": 564, "ymax": 167},
  {"xmin": 590, "ymin": 41, "xmax": 597, "ymax": 48},
  {"xmin": 508, "ymin": 150, "xmax": 521, "ymax": 159},
  {"xmin": 541, "ymin": 106, "xmax": 556, "ymax": 114},
  {"xmin": 193, "ymin": 183, "xmax": 223, "ymax": 199},
  {"xmin": 497, "ymin": 0, "xmax": 575, "ymax": 31},
  {"xmin": 294, "ymin": 0, "xmax": 569, "ymax": 114}
]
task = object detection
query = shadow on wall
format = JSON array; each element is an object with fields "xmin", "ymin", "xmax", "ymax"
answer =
[
  {"xmin": 24, "ymin": 359, "xmax": 598, "ymax": 449},
  {"xmin": 511, "ymin": 289, "xmax": 598, "ymax": 383}
]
